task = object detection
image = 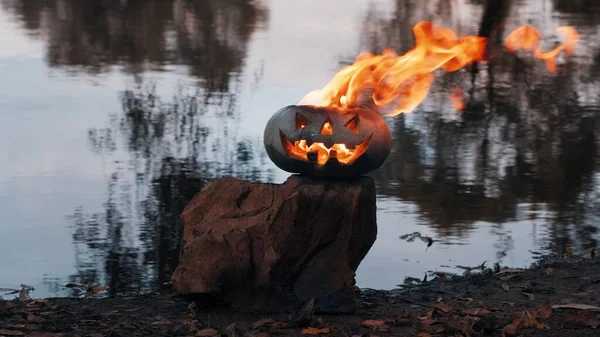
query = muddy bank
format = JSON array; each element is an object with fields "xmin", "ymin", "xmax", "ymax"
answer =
[{"xmin": 2, "ymin": 255, "xmax": 600, "ymax": 337}]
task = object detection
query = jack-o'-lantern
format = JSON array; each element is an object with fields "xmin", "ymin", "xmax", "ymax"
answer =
[{"xmin": 263, "ymin": 105, "xmax": 391, "ymax": 177}]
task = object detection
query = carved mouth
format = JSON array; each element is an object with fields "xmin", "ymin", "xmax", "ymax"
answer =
[{"xmin": 280, "ymin": 130, "xmax": 371, "ymax": 166}]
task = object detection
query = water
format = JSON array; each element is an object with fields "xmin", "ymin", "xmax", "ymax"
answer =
[{"xmin": 0, "ymin": 0, "xmax": 599, "ymax": 298}]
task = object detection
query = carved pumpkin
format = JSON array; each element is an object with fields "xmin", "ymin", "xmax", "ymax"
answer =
[{"xmin": 263, "ymin": 105, "xmax": 391, "ymax": 177}]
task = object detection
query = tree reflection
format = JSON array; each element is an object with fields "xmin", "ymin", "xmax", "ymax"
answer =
[
  {"xmin": 0, "ymin": 0, "xmax": 268, "ymax": 91},
  {"xmin": 67, "ymin": 81, "xmax": 274, "ymax": 294},
  {"xmin": 34, "ymin": 0, "xmax": 275, "ymax": 293},
  {"xmin": 363, "ymin": 0, "xmax": 600, "ymax": 259},
  {"xmin": 553, "ymin": 0, "xmax": 600, "ymax": 19}
]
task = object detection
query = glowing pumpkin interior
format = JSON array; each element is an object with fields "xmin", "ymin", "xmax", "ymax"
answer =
[{"xmin": 280, "ymin": 112, "xmax": 370, "ymax": 166}]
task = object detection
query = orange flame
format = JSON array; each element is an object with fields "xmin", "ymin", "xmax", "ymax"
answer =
[
  {"xmin": 504, "ymin": 25, "xmax": 579, "ymax": 73},
  {"xmin": 299, "ymin": 21, "xmax": 488, "ymax": 116},
  {"xmin": 283, "ymin": 139, "xmax": 370, "ymax": 165},
  {"xmin": 449, "ymin": 86, "xmax": 466, "ymax": 111},
  {"xmin": 299, "ymin": 22, "xmax": 579, "ymax": 118}
]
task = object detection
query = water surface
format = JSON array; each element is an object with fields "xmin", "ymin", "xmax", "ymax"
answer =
[{"xmin": 1, "ymin": 0, "xmax": 599, "ymax": 298}]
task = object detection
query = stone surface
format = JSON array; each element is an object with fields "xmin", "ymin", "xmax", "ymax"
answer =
[{"xmin": 171, "ymin": 175, "xmax": 377, "ymax": 313}]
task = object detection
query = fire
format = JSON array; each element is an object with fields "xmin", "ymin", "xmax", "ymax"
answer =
[
  {"xmin": 283, "ymin": 139, "xmax": 370, "ymax": 165},
  {"xmin": 299, "ymin": 22, "xmax": 580, "ymax": 118},
  {"xmin": 504, "ymin": 25, "xmax": 579, "ymax": 73},
  {"xmin": 299, "ymin": 21, "xmax": 488, "ymax": 116}
]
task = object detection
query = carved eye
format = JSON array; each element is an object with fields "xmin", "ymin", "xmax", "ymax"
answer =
[
  {"xmin": 320, "ymin": 117, "xmax": 333, "ymax": 135},
  {"xmin": 344, "ymin": 115, "xmax": 359, "ymax": 134},
  {"xmin": 296, "ymin": 112, "xmax": 309, "ymax": 129}
]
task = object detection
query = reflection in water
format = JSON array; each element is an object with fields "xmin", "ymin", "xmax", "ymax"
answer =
[
  {"xmin": 0, "ymin": 0, "xmax": 274, "ymax": 293},
  {"xmin": 2, "ymin": 0, "xmax": 600, "ymax": 294},
  {"xmin": 68, "ymin": 81, "xmax": 274, "ymax": 294},
  {"xmin": 1, "ymin": 0, "xmax": 268, "ymax": 91},
  {"xmin": 363, "ymin": 0, "xmax": 600, "ymax": 261}
]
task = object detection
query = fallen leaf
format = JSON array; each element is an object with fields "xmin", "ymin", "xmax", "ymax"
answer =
[
  {"xmin": 90, "ymin": 285, "xmax": 107, "ymax": 292},
  {"xmin": 0, "ymin": 329, "xmax": 26, "ymax": 336},
  {"xmin": 123, "ymin": 306, "xmax": 141, "ymax": 313},
  {"xmin": 290, "ymin": 298, "xmax": 315, "ymax": 326},
  {"xmin": 432, "ymin": 301, "xmax": 454, "ymax": 314},
  {"xmin": 392, "ymin": 315, "xmax": 412, "ymax": 326},
  {"xmin": 185, "ymin": 320, "xmax": 199, "ymax": 335},
  {"xmin": 86, "ymin": 286, "xmax": 108, "ymax": 297},
  {"xmin": 552, "ymin": 304, "xmax": 600, "ymax": 310},
  {"xmin": 81, "ymin": 319, "xmax": 102, "ymax": 325},
  {"xmin": 534, "ymin": 304, "xmax": 553, "ymax": 319},
  {"xmin": 374, "ymin": 324, "xmax": 391, "ymax": 332},
  {"xmin": 502, "ymin": 283, "xmax": 510, "ymax": 292},
  {"xmin": 225, "ymin": 323, "xmax": 246, "ymax": 337},
  {"xmin": 271, "ymin": 321, "xmax": 289, "ymax": 329},
  {"xmin": 151, "ymin": 320, "xmax": 174, "ymax": 326},
  {"xmin": 544, "ymin": 267, "xmax": 554, "ymax": 275},
  {"xmin": 455, "ymin": 296, "xmax": 474, "ymax": 302},
  {"xmin": 446, "ymin": 319, "xmax": 476, "ymax": 335},
  {"xmin": 463, "ymin": 315, "xmax": 482, "ymax": 325},
  {"xmin": 6, "ymin": 325, "xmax": 26, "ymax": 329},
  {"xmin": 362, "ymin": 320, "xmax": 385, "ymax": 328},
  {"xmin": 26, "ymin": 299, "xmax": 48, "ymax": 308},
  {"xmin": 521, "ymin": 310, "xmax": 549, "ymax": 330},
  {"xmin": 522, "ymin": 292, "xmax": 535, "ymax": 300},
  {"xmin": 522, "ymin": 318, "xmax": 548, "ymax": 329},
  {"xmin": 564, "ymin": 312, "xmax": 600, "ymax": 328},
  {"xmin": 463, "ymin": 307, "xmax": 491, "ymax": 316},
  {"xmin": 301, "ymin": 327, "xmax": 330, "ymax": 335},
  {"xmin": 195, "ymin": 328, "xmax": 220, "ymax": 336},
  {"xmin": 418, "ymin": 319, "xmax": 444, "ymax": 334},
  {"xmin": 251, "ymin": 318, "xmax": 276, "ymax": 330},
  {"xmin": 501, "ymin": 318, "xmax": 522, "ymax": 337}
]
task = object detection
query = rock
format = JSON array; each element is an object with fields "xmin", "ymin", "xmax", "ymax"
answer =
[{"xmin": 171, "ymin": 175, "xmax": 377, "ymax": 313}]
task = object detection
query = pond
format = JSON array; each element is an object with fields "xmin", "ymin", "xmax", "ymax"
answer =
[{"xmin": 1, "ymin": 0, "xmax": 599, "ymax": 298}]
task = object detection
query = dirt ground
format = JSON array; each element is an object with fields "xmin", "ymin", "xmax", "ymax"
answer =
[{"xmin": 2, "ymin": 255, "xmax": 600, "ymax": 337}]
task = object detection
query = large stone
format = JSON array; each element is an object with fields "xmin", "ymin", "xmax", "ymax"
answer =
[{"xmin": 171, "ymin": 175, "xmax": 377, "ymax": 313}]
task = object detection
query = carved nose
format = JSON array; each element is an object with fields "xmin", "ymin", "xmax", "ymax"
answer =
[{"xmin": 320, "ymin": 117, "xmax": 333, "ymax": 135}]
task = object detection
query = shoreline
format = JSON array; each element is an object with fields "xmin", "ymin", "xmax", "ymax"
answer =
[{"xmin": 2, "ymin": 254, "xmax": 599, "ymax": 336}]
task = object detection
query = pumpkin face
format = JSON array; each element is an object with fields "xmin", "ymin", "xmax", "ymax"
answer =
[{"xmin": 263, "ymin": 105, "xmax": 391, "ymax": 177}]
